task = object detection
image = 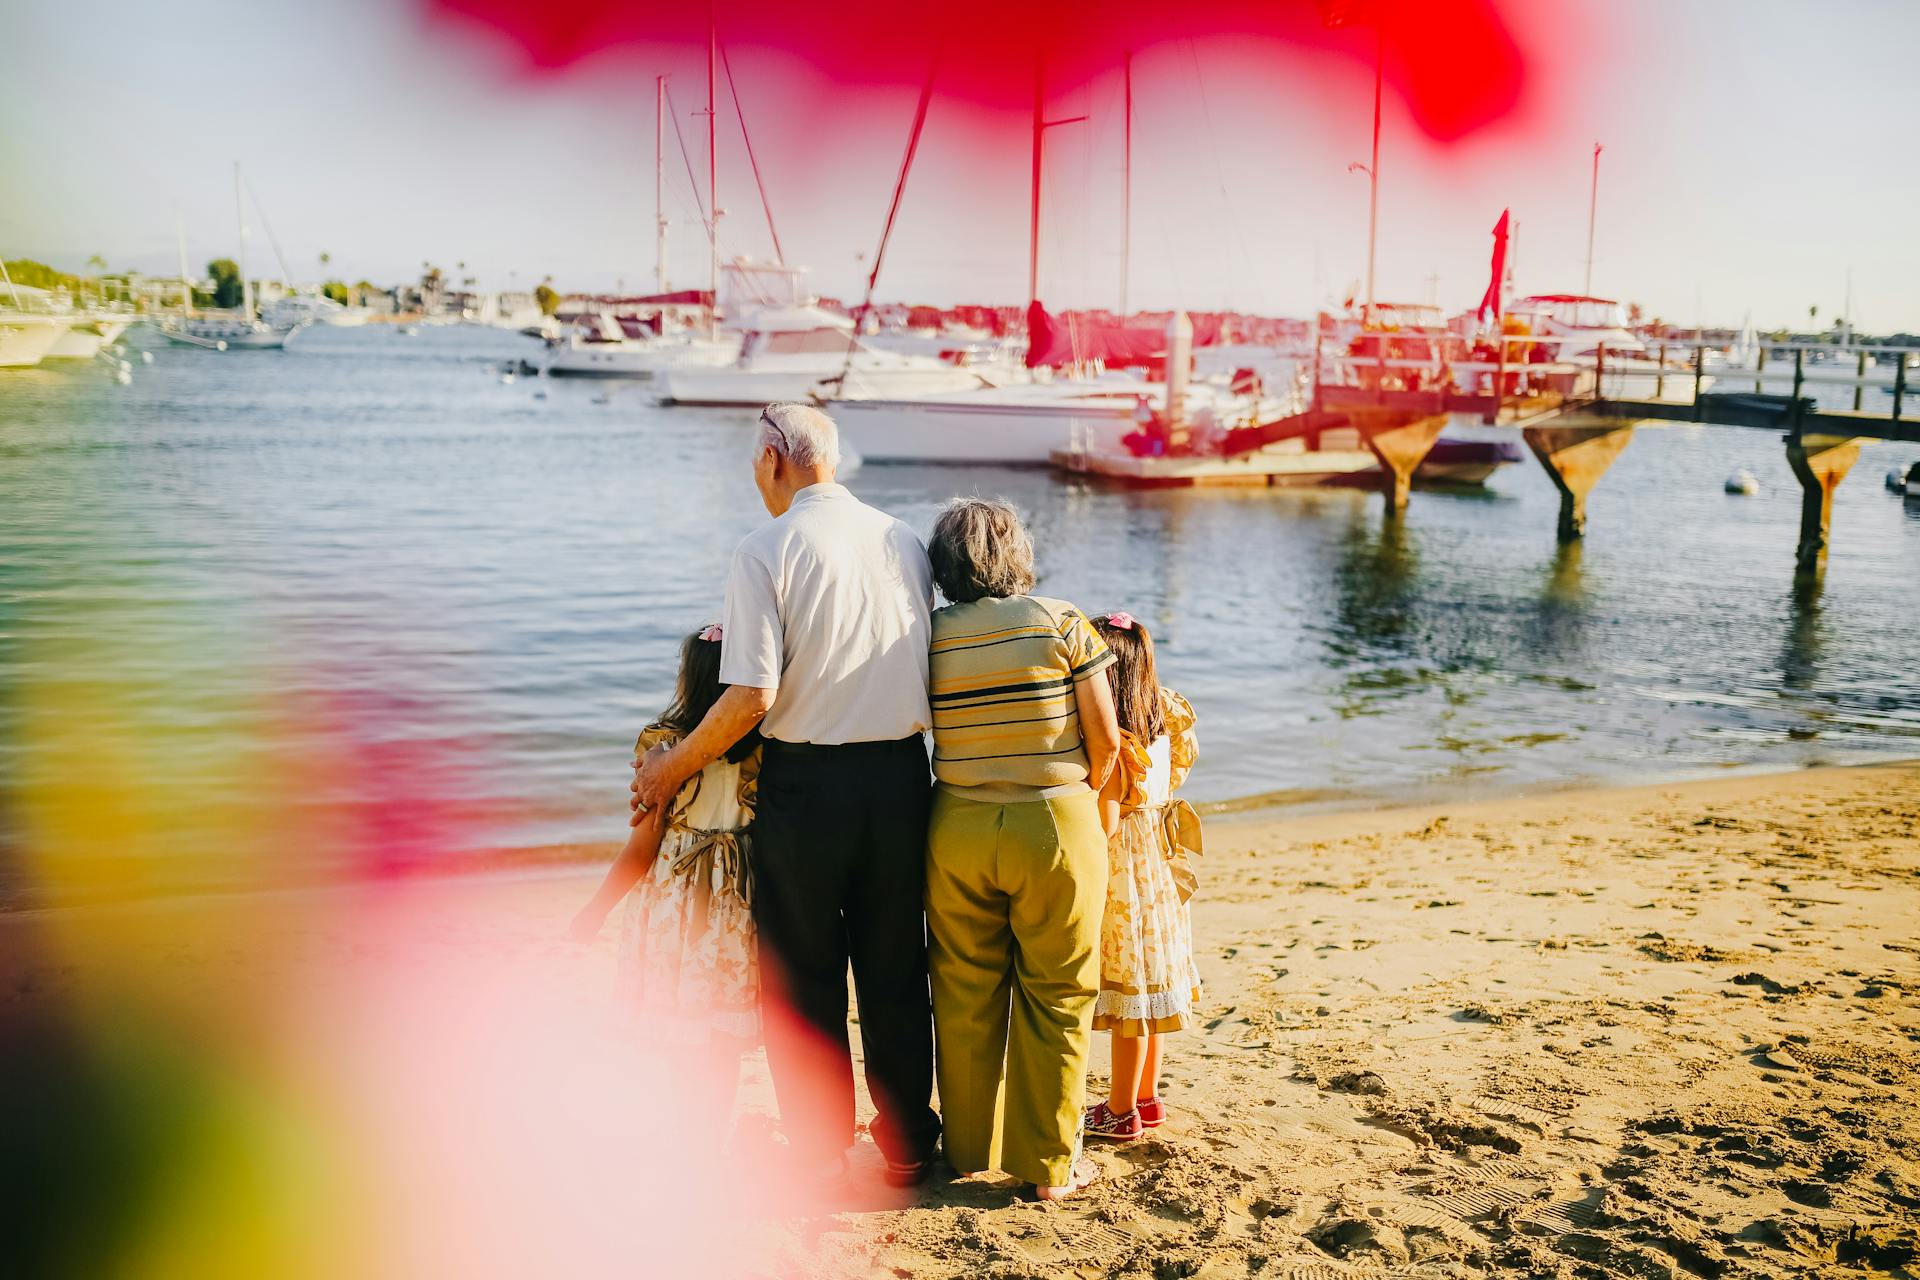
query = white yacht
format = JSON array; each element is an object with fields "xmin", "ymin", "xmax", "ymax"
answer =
[
  {"xmin": 658, "ymin": 306, "xmax": 991, "ymax": 406},
  {"xmin": 1508, "ymin": 294, "xmax": 1711, "ymax": 401},
  {"xmin": 0, "ymin": 313, "xmax": 72, "ymax": 367},
  {"xmin": 545, "ymin": 319, "xmax": 739, "ymax": 379},
  {"xmin": 830, "ymin": 371, "xmax": 1289, "ymax": 465},
  {"xmin": 262, "ymin": 293, "xmax": 371, "ymax": 329}
]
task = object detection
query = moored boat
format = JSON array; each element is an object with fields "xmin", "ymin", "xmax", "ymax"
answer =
[
  {"xmin": 659, "ymin": 306, "xmax": 988, "ymax": 406},
  {"xmin": 0, "ymin": 313, "xmax": 72, "ymax": 367},
  {"xmin": 44, "ymin": 313, "xmax": 133, "ymax": 360}
]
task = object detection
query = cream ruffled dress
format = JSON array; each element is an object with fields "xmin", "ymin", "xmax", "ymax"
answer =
[
  {"xmin": 1092, "ymin": 689, "xmax": 1204, "ymax": 1036},
  {"xmin": 615, "ymin": 725, "xmax": 761, "ymax": 1044}
]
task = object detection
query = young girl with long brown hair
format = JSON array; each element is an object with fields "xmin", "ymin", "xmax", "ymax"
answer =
[
  {"xmin": 1082, "ymin": 612, "xmax": 1203, "ymax": 1141},
  {"xmin": 570, "ymin": 624, "xmax": 761, "ymax": 1130}
]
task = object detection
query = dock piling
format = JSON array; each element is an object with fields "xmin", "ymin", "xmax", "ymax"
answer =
[
  {"xmin": 1523, "ymin": 418, "xmax": 1636, "ymax": 542},
  {"xmin": 1350, "ymin": 409, "xmax": 1447, "ymax": 510},
  {"xmin": 1784, "ymin": 432, "xmax": 1862, "ymax": 571}
]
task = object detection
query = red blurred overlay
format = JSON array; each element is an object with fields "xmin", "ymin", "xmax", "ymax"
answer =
[{"xmin": 427, "ymin": 0, "xmax": 1530, "ymax": 142}]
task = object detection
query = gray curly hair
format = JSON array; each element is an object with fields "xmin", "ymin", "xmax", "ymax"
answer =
[{"xmin": 928, "ymin": 497, "xmax": 1037, "ymax": 603}]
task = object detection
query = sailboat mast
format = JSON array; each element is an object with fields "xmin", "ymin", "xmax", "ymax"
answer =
[
  {"xmin": 1583, "ymin": 142, "xmax": 1601, "ymax": 296},
  {"xmin": 707, "ymin": 7, "xmax": 719, "ymax": 339},
  {"xmin": 1120, "ymin": 51, "xmax": 1132, "ymax": 317},
  {"xmin": 176, "ymin": 206, "xmax": 192, "ymax": 314},
  {"xmin": 1029, "ymin": 61, "xmax": 1044, "ymax": 311},
  {"xmin": 234, "ymin": 161, "xmax": 253, "ymax": 318},
  {"xmin": 656, "ymin": 74, "xmax": 668, "ymax": 294},
  {"xmin": 1363, "ymin": 25, "xmax": 1381, "ymax": 317}
]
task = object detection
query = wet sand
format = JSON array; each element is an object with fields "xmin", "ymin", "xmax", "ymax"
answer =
[{"xmin": 8, "ymin": 760, "xmax": 1917, "ymax": 1277}]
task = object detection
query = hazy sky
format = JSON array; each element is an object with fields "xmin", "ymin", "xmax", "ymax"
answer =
[{"xmin": 4, "ymin": 0, "xmax": 1916, "ymax": 330}]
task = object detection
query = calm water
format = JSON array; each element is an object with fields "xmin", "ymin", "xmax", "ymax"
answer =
[{"xmin": 4, "ymin": 325, "xmax": 1917, "ymax": 895}]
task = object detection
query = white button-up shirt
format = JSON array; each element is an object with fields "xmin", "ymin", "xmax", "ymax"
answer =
[{"xmin": 718, "ymin": 483, "xmax": 934, "ymax": 744}]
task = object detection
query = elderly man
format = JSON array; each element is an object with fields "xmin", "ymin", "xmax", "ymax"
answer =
[{"xmin": 631, "ymin": 402, "xmax": 941, "ymax": 1186}]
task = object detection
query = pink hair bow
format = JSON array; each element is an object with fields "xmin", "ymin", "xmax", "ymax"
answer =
[
  {"xmin": 699, "ymin": 624, "xmax": 723, "ymax": 643},
  {"xmin": 1107, "ymin": 611, "xmax": 1136, "ymax": 630}
]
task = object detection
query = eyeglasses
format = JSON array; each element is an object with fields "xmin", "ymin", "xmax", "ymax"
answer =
[{"xmin": 757, "ymin": 408, "xmax": 788, "ymax": 456}]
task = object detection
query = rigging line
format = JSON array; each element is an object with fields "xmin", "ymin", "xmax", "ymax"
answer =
[
  {"xmin": 1184, "ymin": 36, "xmax": 1250, "ymax": 309},
  {"xmin": 239, "ymin": 173, "xmax": 295, "ymax": 287},
  {"xmin": 718, "ymin": 40, "xmax": 785, "ymax": 266},
  {"xmin": 663, "ymin": 81, "xmax": 711, "ymax": 231},
  {"xmin": 832, "ymin": 45, "xmax": 941, "ymax": 393}
]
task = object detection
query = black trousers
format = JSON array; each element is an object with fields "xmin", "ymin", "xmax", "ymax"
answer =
[{"xmin": 751, "ymin": 735, "xmax": 942, "ymax": 1167}]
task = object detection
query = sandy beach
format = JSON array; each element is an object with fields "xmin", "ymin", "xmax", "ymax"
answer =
[{"xmin": 8, "ymin": 760, "xmax": 1917, "ymax": 1278}]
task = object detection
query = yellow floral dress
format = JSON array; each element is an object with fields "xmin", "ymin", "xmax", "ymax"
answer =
[
  {"xmin": 616, "ymin": 725, "xmax": 761, "ymax": 1045},
  {"xmin": 1093, "ymin": 689, "xmax": 1203, "ymax": 1037}
]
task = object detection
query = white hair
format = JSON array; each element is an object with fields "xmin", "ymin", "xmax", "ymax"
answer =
[{"xmin": 757, "ymin": 402, "xmax": 841, "ymax": 472}]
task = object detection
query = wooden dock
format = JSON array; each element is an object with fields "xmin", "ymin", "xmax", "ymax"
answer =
[{"xmin": 1302, "ymin": 337, "xmax": 1918, "ymax": 575}]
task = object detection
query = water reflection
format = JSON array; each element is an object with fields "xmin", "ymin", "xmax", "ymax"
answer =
[
  {"xmin": 1329, "ymin": 507, "xmax": 1421, "ymax": 659},
  {"xmin": 1782, "ymin": 568, "xmax": 1827, "ymax": 693}
]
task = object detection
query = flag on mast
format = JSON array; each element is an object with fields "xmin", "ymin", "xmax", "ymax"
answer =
[{"xmin": 1478, "ymin": 209, "xmax": 1510, "ymax": 322}]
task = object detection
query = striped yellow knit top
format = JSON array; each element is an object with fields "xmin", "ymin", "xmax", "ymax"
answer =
[{"xmin": 928, "ymin": 594, "xmax": 1116, "ymax": 797}]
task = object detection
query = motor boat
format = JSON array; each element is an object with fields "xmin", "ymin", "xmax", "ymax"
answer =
[
  {"xmin": 544, "ymin": 313, "xmax": 739, "ymax": 379},
  {"xmin": 262, "ymin": 293, "xmax": 372, "ymax": 329},
  {"xmin": 1507, "ymin": 294, "xmax": 1711, "ymax": 402},
  {"xmin": 0, "ymin": 312, "xmax": 72, "ymax": 367},
  {"xmin": 830, "ymin": 369, "xmax": 1301, "ymax": 466},
  {"xmin": 658, "ymin": 306, "xmax": 992, "ymax": 406}
]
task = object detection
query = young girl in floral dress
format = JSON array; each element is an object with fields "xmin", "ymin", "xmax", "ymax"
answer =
[
  {"xmin": 1082, "ymin": 612, "xmax": 1203, "ymax": 1141},
  {"xmin": 570, "ymin": 624, "xmax": 761, "ymax": 1131}
]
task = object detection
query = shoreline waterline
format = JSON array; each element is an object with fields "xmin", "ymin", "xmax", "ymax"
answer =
[{"xmin": 10, "ymin": 753, "xmax": 1917, "ymax": 916}]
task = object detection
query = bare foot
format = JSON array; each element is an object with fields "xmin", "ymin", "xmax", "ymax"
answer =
[{"xmin": 1033, "ymin": 1156, "xmax": 1099, "ymax": 1201}]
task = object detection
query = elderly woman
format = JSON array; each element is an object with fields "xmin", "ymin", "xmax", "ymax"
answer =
[{"xmin": 923, "ymin": 497, "xmax": 1121, "ymax": 1200}]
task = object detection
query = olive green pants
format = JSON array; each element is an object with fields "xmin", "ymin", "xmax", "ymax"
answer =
[{"xmin": 925, "ymin": 787, "xmax": 1106, "ymax": 1188}]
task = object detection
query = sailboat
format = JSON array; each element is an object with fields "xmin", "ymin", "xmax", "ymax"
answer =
[
  {"xmin": 159, "ymin": 164, "xmax": 308, "ymax": 350},
  {"xmin": 831, "ymin": 55, "xmax": 1284, "ymax": 462},
  {"xmin": 546, "ymin": 72, "xmax": 743, "ymax": 379}
]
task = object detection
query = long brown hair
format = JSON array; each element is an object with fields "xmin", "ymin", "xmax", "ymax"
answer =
[
  {"xmin": 655, "ymin": 628, "xmax": 759, "ymax": 763},
  {"xmin": 1092, "ymin": 614, "xmax": 1165, "ymax": 742}
]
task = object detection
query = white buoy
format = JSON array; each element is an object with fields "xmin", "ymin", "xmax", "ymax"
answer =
[
  {"xmin": 215, "ymin": 340, "xmax": 228, "ymax": 352},
  {"xmin": 1725, "ymin": 469, "xmax": 1759, "ymax": 495},
  {"xmin": 141, "ymin": 350, "xmax": 154, "ymax": 364},
  {"xmin": 1890, "ymin": 467, "xmax": 1911, "ymax": 493},
  {"xmin": 115, "ymin": 369, "xmax": 132, "ymax": 385},
  {"xmin": 499, "ymin": 371, "xmax": 516, "ymax": 384}
]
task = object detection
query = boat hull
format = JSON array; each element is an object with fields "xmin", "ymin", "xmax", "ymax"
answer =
[
  {"xmin": 0, "ymin": 318, "xmax": 70, "ymax": 368},
  {"xmin": 44, "ymin": 318, "xmax": 131, "ymax": 360},
  {"xmin": 663, "ymin": 365, "xmax": 986, "ymax": 408},
  {"xmin": 159, "ymin": 317, "xmax": 300, "ymax": 350},
  {"xmin": 544, "ymin": 339, "xmax": 737, "ymax": 379},
  {"xmin": 835, "ymin": 396, "xmax": 1142, "ymax": 464}
]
